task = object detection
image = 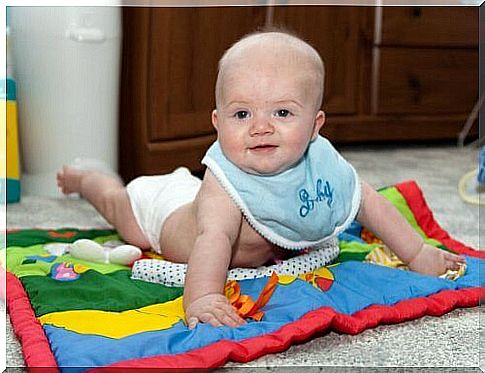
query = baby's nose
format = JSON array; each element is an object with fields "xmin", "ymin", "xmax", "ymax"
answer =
[{"xmin": 249, "ymin": 117, "xmax": 274, "ymax": 136}]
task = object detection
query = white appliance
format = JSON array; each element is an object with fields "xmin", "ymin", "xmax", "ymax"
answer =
[{"xmin": 10, "ymin": 6, "xmax": 122, "ymax": 197}]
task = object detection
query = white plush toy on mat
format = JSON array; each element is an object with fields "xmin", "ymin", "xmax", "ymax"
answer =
[{"xmin": 70, "ymin": 239, "xmax": 142, "ymax": 265}]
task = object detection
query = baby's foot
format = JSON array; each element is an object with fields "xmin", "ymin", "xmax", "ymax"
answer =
[
  {"xmin": 408, "ymin": 243, "xmax": 466, "ymax": 277},
  {"xmin": 56, "ymin": 165, "xmax": 88, "ymax": 195}
]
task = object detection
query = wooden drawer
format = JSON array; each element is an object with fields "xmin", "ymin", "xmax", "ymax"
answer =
[
  {"xmin": 378, "ymin": 7, "xmax": 478, "ymax": 47},
  {"xmin": 374, "ymin": 48, "xmax": 478, "ymax": 115}
]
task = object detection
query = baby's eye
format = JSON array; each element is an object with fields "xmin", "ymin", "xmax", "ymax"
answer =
[
  {"xmin": 234, "ymin": 111, "xmax": 250, "ymax": 120},
  {"xmin": 274, "ymin": 109, "xmax": 291, "ymax": 118}
]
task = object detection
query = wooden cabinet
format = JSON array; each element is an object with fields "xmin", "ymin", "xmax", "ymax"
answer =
[
  {"xmin": 272, "ymin": 6, "xmax": 363, "ymax": 115},
  {"xmin": 375, "ymin": 48, "xmax": 478, "ymax": 115},
  {"xmin": 119, "ymin": 6, "xmax": 479, "ymax": 181},
  {"xmin": 373, "ymin": 7, "xmax": 478, "ymax": 115},
  {"xmin": 119, "ymin": 7, "xmax": 265, "ymax": 179},
  {"xmin": 147, "ymin": 7, "xmax": 266, "ymax": 143},
  {"xmin": 378, "ymin": 7, "xmax": 478, "ymax": 47},
  {"xmin": 324, "ymin": 6, "xmax": 478, "ymax": 143}
]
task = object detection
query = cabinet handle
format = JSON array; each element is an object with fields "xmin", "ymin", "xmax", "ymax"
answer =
[
  {"xmin": 412, "ymin": 7, "xmax": 422, "ymax": 18},
  {"xmin": 408, "ymin": 76, "xmax": 421, "ymax": 89},
  {"xmin": 408, "ymin": 76, "xmax": 422, "ymax": 104}
]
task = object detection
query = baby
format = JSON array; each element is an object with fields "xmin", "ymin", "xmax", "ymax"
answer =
[{"xmin": 57, "ymin": 30, "xmax": 465, "ymax": 329}]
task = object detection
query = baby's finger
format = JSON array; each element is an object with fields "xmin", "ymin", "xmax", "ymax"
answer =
[
  {"xmin": 199, "ymin": 313, "xmax": 223, "ymax": 327},
  {"xmin": 229, "ymin": 310, "xmax": 246, "ymax": 326},
  {"xmin": 457, "ymin": 255, "xmax": 467, "ymax": 263},
  {"xmin": 447, "ymin": 259, "xmax": 466, "ymax": 271},
  {"xmin": 229, "ymin": 313, "xmax": 247, "ymax": 326},
  {"xmin": 445, "ymin": 257, "xmax": 466, "ymax": 271},
  {"xmin": 224, "ymin": 310, "xmax": 246, "ymax": 327},
  {"xmin": 220, "ymin": 303, "xmax": 246, "ymax": 325},
  {"xmin": 445, "ymin": 252, "xmax": 466, "ymax": 263},
  {"xmin": 212, "ymin": 308, "xmax": 240, "ymax": 328},
  {"xmin": 220, "ymin": 314, "xmax": 240, "ymax": 327},
  {"xmin": 448, "ymin": 251, "xmax": 465, "ymax": 259},
  {"xmin": 187, "ymin": 317, "xmax": 199, "ymax": 329}
]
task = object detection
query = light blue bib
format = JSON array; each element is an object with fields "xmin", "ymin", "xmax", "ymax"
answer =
[{"xmin": 201, "ymin": 136, "xmax": 361, "ymax": 250}]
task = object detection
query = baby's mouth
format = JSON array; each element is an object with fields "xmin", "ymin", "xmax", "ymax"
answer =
[{"xmin": 249, "ymin": 144, "xmax": 278, "ymax": 152}]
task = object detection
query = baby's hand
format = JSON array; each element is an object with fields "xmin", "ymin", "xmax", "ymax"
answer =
[
  {"xmin": 408, "ymin": 243, "xmax": 466, "ymax": 277},
  {"xmin": 185, "ymin": 293, "xmax": 246, "ymax": 329}
]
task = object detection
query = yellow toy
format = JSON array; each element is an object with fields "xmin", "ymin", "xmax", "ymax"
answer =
[
  {"xmin": 1, "ymin": 77, "xmax": 21, "ymax": 203},
  {"xmin": 2, "ymin": 28, "xmax": 21, "ymax": 203}
]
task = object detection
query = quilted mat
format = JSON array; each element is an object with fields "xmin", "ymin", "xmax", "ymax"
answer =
[{"xmin": 4, "ymin": 181, "xmax": 484, "ymax": 370}]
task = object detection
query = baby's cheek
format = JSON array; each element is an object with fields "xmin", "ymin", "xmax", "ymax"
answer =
[
  {"xmin": 289, "ymin": 139, "xmax": 310, "ymax": 160},
  {"xmin": 220, "ymin": 142, "xmax": 243, "ymax": 164}
]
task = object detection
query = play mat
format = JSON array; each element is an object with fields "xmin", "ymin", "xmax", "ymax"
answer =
[{"xmin": 4, "ymin": 181, "xmax": 484, "ymax": 370}]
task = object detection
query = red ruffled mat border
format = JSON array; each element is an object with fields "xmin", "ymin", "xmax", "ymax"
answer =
[
  {"xmin": 6, "ymin": 271, "xmax": 58, "ymax": 369},
  {"xmin": 4, "ymin": 181, "xmax": 484, "ymax": 370},
  {"xmin": 396, "ymin": 181, "xmax": 484, "ymax": 258}
]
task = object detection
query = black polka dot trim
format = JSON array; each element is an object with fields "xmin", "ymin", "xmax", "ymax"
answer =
[{"xmin": 131, "ymin": 238, "xmax": 339, "ymax": 286}]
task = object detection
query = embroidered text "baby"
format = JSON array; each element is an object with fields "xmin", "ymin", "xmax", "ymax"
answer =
[{"xmin": 299, "ymin": 179, "xmax": 334, "ymax": 217}]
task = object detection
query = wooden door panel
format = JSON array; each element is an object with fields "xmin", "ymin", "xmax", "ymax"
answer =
[
  {"xmin": 273, "ymin": 6, "xmax": 362, "ymax": 115},
  {"xmin": 147, "ymin": 7, "xmax": 266, "ymax": 142}
]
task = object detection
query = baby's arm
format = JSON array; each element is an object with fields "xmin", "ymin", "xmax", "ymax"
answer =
[
  {"xmin": 183, "ymin": 170, "xmax": 246, "ymax": 328},
  {"xmin": 357, "ymin": 181, "xmax": 465, "ymax": 276}
]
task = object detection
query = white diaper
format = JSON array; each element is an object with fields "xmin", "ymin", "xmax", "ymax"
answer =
[{"xmin": 126, "ymin": 167, "xmax": 202, "ymax": 253}]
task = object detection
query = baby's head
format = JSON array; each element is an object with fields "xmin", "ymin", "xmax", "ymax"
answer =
[{"xmin": 212, "ymin": 30, "xmax": 326, "ymax": 175}]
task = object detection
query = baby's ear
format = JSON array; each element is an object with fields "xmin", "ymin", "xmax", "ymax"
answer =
[
  {"xmin": 312, "ymin": 110, "xmax": 325, "ymax": 140},
  {"xmin": 211, "ymin": 110, "xmax": 219, "ymax": 131}
]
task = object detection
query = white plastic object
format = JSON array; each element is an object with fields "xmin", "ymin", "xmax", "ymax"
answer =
[
  {"xmin": 458, "ymin": 169, "xmax": 484, "ymax": 205},
  {"xmin": 102, "ymin": 240, "xmax": 125, "ymax": 248},
  {"xmin": 44, "ymin": 243, "xmax": 71, "ymax": 256},
  {"xmin": 70, "ymin": 239, "xmax": 106, "ymax": 263},
  {"xmin": 69, "ymin": 239, "xmax": 142, "ymax": 265},
  {"xmin": 9, "ymin": 7, "xmax": 122, "ymax": 197},
  {"xmin": 108, "ymin": 245, "xmax": 142, "ymax": 265}
]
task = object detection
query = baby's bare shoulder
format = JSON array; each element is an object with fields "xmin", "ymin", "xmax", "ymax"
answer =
[
  {"xmin": 195, "ymin": 170, "xmax": 242, "ymax": 234},
  {"xmin": 196, "ymin": 170, "xmax": 234, "ymax": 205}
]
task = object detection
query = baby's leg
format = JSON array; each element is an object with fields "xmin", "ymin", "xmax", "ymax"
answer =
[{"xmin": 57, "ymin": 166, "xmax": 150, "ymax": 249}]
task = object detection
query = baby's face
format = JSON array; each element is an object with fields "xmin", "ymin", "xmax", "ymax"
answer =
[{"xmin": 213, "ymin": 56, "xmax": 324, "ymax": 176}]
